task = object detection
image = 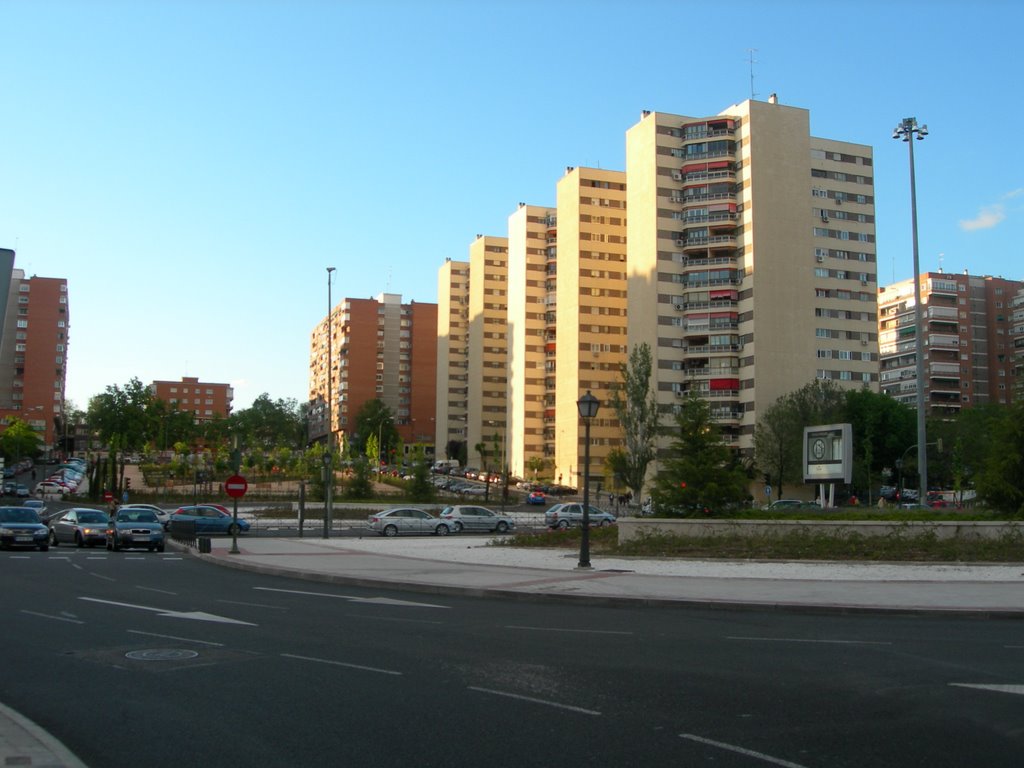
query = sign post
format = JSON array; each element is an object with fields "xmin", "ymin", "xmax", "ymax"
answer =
[{"xmin": 225, "ymin": 474, "xmax": 247, "ymax": 554}]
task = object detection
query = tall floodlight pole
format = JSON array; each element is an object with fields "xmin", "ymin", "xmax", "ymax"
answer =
[
  {"xmin": 324, "ymin": 266, "xmax": 336, "ymax": 539},
  {"xmin": 892, "ymin": 118, "xmax": 929, "ymax": 504}
]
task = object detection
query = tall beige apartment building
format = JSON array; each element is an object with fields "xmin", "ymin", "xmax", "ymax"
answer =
[
  {"xmin": 506, "ymin": 203, "xmax": 555, "ymax": 478},
  {"xmin": 465, "ymin": 236, "xmax": 509, "ymax": 469},
  {"xmin": 626, "ymin": 98, "xmax": 878, "ymax": 454},
  {"xmin": 552, "ymin": 167, "xmax": 628, "ymax": 491},
  {"xmin": 435, "ymin": 259, "xmax": 470, "ymax": 457},
  {"xmin": 1012, "ymin": 286, "xmax": 1024, "ymax": 386},
  {"xmin": 878, "ymin": 272, "xmax": 1022, "ymax": 413}
]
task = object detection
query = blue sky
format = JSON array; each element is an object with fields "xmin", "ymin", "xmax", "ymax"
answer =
[{"xmin": 2, "ymin": 0, "xmax": 1022, "ymax": 412}]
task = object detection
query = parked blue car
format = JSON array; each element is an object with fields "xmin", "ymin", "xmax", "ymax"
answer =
[{"xmin": 168, "ymin": 505, "xmax": 250, "ymax": 535}]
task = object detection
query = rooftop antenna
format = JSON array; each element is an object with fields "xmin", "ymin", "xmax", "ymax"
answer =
[
  {"xmin": 938, "ymin": 252, "xmax": 945, "ymax": 273},
  {"xmin": 747, "ymin": 48, "xmax": 758, "ymax": 100}
]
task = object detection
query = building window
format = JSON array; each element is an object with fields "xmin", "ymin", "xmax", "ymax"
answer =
[{"xmin": 16, "ymin": 320, "xmax": 27, "ymax": 328}]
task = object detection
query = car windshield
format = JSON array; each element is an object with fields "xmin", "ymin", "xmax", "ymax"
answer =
[
  {"xmin": 77, "ymin": 511, "xmax": 108, "ymax": 523},
  {"xmin": 0, "ymin": 508, "xmax": 40, "ymax": 523},
  {"xmin": 117, "ymin": 510, "xmax": 158, "ymax": 523}
]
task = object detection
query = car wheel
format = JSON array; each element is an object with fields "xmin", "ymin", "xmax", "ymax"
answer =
[
  {"xmin": 156, "ymin": 544, "xmax": 165, "ymax": 553},
  {"xmin": 496, "ymin": 521, "xmax": 509, "ymax": 534},
  {"xmin": 435, "ymin": 524, "xmax": 449, "ymax": 536},
  {"xmin": 49, "ymin": 529, "xmax": 59, "ymax": 547},
  {"xmin": 453, "ymin": 521, "xmax": 464, "ymax": 533},
  {"xmin": 383, "ymin": 524, "xmax": 398, "ymax": 537},
  {"xmin": 227, "ymin": 523, "xmax": 240, "ymax": 536},
  {"xmin": 599, "ymin": 519, "xmax": 610, "ymax": 527},
  {"xmin": 106, "ymin": 539, "xmax": 112, "ymax": 551},
  {"xmin": 75, "ymin": 532, "xmax": 84, "ymax": 548},
  {"xmin": 112, "ymin": 538, "xmax": 121, "ymax": 552},
  {"xmin": 558, "ymin": 520, "xmax": 569, "ymax": 530}
]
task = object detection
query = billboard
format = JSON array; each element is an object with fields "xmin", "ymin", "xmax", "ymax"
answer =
[{"xmin": 803, "ymin": 423, "xmax": 853, "ymax": 483}]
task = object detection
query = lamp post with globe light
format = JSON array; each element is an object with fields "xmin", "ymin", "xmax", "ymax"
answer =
[{"xmin": 576, "ymin": 391, "xmax": 600, "ymax": 570}]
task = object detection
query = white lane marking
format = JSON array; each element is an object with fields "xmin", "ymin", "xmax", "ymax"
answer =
[
  {"xmin": 505, "ymin": 625, "xmax": 633, "ymax": 636},
  {"xmin": 89, "ymin": 572, "xmax": 116, "ymax": 582},
  {"xmin": 9, "ymin": 556, "xmax": 31, "ymax": 559},
  {"xmin": 726, "ymin": 636, "xmax": 892, "ymax": 646},
  {"xmin": 71, "ymin": 563, "xmax": 83, "ymax": 570},
  {"xmin": 254, "ymin": 586, "xmax": 449, "ymax": 609},
  {"xmin": 86, "ymin": 557, "xmax": 108, "ymax": 560},
  {"xmin": 137, "ymin": 586, "xmax": 177, "ymax": 596},
  {"xmin": 950, "ymin": 683, "xmax": 1024, "ymax": 696},
  {"xmin": 681, "ymin": 734, "xmax": 810, "ymax": 768},
  {"xmin": 20, "ymin": 610, "xmax": 85, "ymax": 624},
  {"xmin": 127, "ymin": 629, "xmax": 225, "ymax": 647},
  {"xmin": 217, "ymin": 599, "xmax": 289, "ymax": 610},
  {"xmin": 281, "ymin": 653, "xmax": 402, "ymax": 676},
  {"xmin": 79, "ymin": 597, "xmax": 257, "ymax": 626},
  {"xmin": 345, "ymin": 613, "xmax": 443, "ymax": 625},
  {"xmin": 469, "ymin": 686, "xmax": 601, "ymax": 716},
  {"xmin": 49, "ymin": 556, "xmax": 71, "ymax": 561}
]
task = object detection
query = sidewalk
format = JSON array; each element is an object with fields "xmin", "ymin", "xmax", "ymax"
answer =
[{"xmin": 200, "ymin": 535, "xmax": 1024, "ymax": 617}]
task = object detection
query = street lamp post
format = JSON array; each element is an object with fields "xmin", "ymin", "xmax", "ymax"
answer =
[
  {"xmin": 893, "ymin": 117, "xmax": 929, "ymax": 506},
  {"xmin": 576, "ymin": 391, "xmax": 600, "ymax": 570},
  {"xmin": 324, "ymin": 266, "xmax": 336, "ymax": 539}
]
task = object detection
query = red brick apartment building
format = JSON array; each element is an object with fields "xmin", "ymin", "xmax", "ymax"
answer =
[
  {"xmin": 0, "ymin": 250, "xmax": 69, "ymax": 455},
  {"xmin": 150, "ymin": 376, "xmax": 233, "ymax": 421},
  {"xmin": 309, "ymin": 293, "xmax": 437, "ymax": 452}
]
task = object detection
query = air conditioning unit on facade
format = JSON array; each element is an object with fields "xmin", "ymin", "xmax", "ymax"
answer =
[
  {"xmin": 816, "ymin": 255, "xmax": 824, "ymax": 263},
  {"xmin": 672, "ymin": 172, "xmax": 683, "ymax": 180}
]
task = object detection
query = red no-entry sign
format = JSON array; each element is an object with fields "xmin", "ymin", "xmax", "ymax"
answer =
[{"xmin": 225, "ymin": 475, "xmax": 248, "ymax": 498}]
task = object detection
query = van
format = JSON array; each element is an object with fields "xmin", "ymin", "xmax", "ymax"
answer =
[{"xmin": 432, "ymin": 459, "xmax": 460, "ymax": 474}]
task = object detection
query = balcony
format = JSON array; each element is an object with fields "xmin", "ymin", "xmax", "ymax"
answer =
[{"xmin": 676, "ymin": 234, "xmax": 738, "ymax": 251}]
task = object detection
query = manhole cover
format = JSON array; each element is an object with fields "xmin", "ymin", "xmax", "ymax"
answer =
[{"xmin": 125, "ymin": 649, "xmax": 199, "ymax": 662}]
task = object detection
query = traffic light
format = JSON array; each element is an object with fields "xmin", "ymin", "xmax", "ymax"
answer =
[{"xmin": 126, "ymin": 478, "xmax": 131, "ymax": 490}]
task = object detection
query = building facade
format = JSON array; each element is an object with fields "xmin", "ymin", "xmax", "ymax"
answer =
[
  {"xmin": 878, "ymin": 272, "xmax": 1023, "ymax": 413},
  {"xmin": 150, "ymin": 376, "xmax": 233, "ymax": 421},
  {"xmin": 0, "ymin": 251, "xmax": 70, "ymax": 455},
  {"xmin": 435, "ymin": 260, "xmax": 470, "ymax": 459},
  {"xmin": 625, "ymin": 98, "xmax": 878, "ymax": 456},
  {"xmin": 465, "ymin": 236, "xmax": 509, "ymax": 472},
  {"xmin": 309, "ymin": 293, "xmax": 437, "ymax": 455}
]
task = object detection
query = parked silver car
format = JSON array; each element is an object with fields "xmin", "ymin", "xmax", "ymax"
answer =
[
  {"xmin": 544, "ymin": 503, "xmax": 616, "ymax": 530},
  {"xmin": 120, "ymin": 503, "xmax": 171, "ymax": 529},
  {"xmin": 439, "ymin": 505, "xmax": 515, "ymax": 534},
  {"xmin": 368, "ymin": 507, "xmax": 455, "ymax": 537}
]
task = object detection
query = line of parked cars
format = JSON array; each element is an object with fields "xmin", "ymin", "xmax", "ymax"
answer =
[
  {"xmin": 368, "ymin": 504, "xmax": 516, "ymax": 537},
  {"xmin": 35, "ymin": 457, "xmax": 88, "ymax": 496}
]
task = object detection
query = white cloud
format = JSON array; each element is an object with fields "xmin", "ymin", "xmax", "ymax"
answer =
[
  {"xmin": 959, "ymin": 204, "xmax": 1006, "ymax": 231},
  {"xmin": 1004, "ymin": 188, "xmax": 1024, "ymax": 199}
]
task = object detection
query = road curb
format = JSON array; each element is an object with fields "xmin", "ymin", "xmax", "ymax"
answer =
[
  {"xmin": 0, "ymin": 699, "xmax": 88, "ymax": 768},
  {"xmin": 173, "ymin": 540, "xmax": 1024, "ymax": 620}
]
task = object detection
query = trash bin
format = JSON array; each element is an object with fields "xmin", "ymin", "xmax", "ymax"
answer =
[{"xmin": 198, "ymin": 537, "xmax": 211, "ymax": 553}]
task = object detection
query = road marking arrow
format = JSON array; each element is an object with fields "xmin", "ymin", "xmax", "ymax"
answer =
[
  {"xmin": 950, "ymin": 683, "xmax": 1024, "ymax": 696},
  {"xmin": 254, "ymin": 586, "xmax": 449, "ymax": 609},
  {"xmin": 79, "ymin": 597, "xmax": 257, "ymax": 626}
]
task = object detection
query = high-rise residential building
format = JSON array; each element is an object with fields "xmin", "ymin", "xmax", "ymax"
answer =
[
  {"xmin": 506, "ymin": 203, "xmax": 555, "ymax": 478},
  {"xmin": 625, "ymin": 98, "xmax": 878, "ymax": 456},
  {"xmin": 552, "ymin": 167, "xmax": 628, "ymax": 491},
  {"xmin": 309, "ymin": 293, "xmax": 437, "ymax": 456},
  {"xmin": 465, "ymin": 235, "xmax": 509, "ymax": 471},
  {"xmin": 878, "ymin": 272, "xmax": 1023, "ymax": 413},
  {"xmin": 435, "ymin": 259, "xmax": 470, "ymax": 459},
  {"xmin": 1011, "ymin": 286, "xmax": 1024, "ymax": 388},
  {"xmin": 0, "ymin": 250, "xmax": 70, "ymax": 455},
  {"xmin": 150, "ymin": 376, "xmax": 233, "ymax": 421}
]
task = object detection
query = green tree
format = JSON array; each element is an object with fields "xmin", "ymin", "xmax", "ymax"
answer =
[
  {"xmin": 406, "ymin": 445, "xmax": 434, "ymax": 502},
  {"xmin": 87, "ymin": 378, "xmax": 154, "ymax": 494},
  {"xmin": 753, "ymin": 379, "xmax": 850, "ymax": 497},
  {"xmin": 975, "ymin": 401, "xmax": 1024, "ymax": 515},
  {"xmin": 1, "ymin": 419, "xmax": 43, "ymax": 463},
  {"xmin": 605, "ymin": 343, "xmax": 659, "ymax": 503},
  {"xmin": 345, "ymin": 457, "xmax": 374, "ymax": 499},
  {"xmin": 650, "ymin": 395, "xmax": 748, "ymax": 515},
  {"xmin": 352, "ymin": 400, "xmax": 398, "ymax": 464},
  {"xmin": 843, "ymin": 387, "xmax": 915, "ymax": 500},
  {"xmin": 230, "ymin": 394, "xmax": 305, "ymax": 450}
]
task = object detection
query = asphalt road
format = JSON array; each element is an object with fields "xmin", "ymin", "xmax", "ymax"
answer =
[{"xmin": 3, "ymin": 548, "xmax": 1023, "ymax": 767}]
